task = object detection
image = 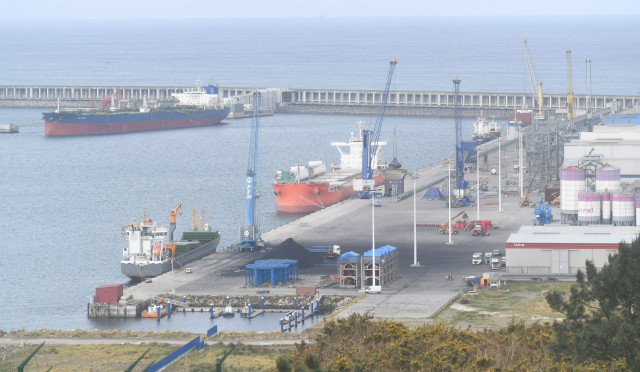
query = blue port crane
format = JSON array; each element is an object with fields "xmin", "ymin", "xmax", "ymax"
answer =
[
  {"xmin": 357, "ymin": 58, "xmax": 398, "ymax": 198},
  {"xmin": 240, "ymin": 92, "xmax": 261, "ymax": 252},
  {"xmin": 447, "ymin": 77, "xmax": 473, "ymax": 208}
]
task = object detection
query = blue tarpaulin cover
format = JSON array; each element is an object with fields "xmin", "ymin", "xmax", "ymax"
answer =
[{"xmin": 423, "ymin": 187, "xmax": 443, "ymax": 200}]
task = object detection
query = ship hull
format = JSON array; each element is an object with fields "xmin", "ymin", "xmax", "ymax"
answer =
[
  {"xmin": 44, "ymin": 108, "xmax": 229, "ymax": 136},
  {"xmin": 121, "ymin": 235, "xmax": 220, "ymax": 279},
  {"xmin": 273, "ymin": 174, "xmax": 384, "ymax": 214}
]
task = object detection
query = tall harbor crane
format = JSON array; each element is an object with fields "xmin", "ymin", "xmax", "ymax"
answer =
[
  {"xmin": 450, "ymin": 77, "xmax": 472, "ymax": 207},
  {"xmin": 567, "ymin": 50, "xmax": 574, "ymax": 119},
  {"xmin": 240, "ymin": 92, "xmax": 262, "ymax": 252},
  {"xmin": 524, "ymin": 39, "xmax": 544, "ymax": 119},
  {"xmin": 355, "ymin": 58, "xmax": 397, "ymax": 198}
]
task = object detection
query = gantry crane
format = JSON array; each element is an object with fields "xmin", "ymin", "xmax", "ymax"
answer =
[
  {"xmin": 355, "ymin": 58, "xmax": 398, "ymax": 198},
  {"xmin": 566, "ymin": 50, "xmax": 574, "ymax": 119},
  {"xmin": 524, "ymin": 39, "xmax": 544, "ymax": 119},
  {"xmin": 240, "ymin": 92, "xmax": 262, "ymax": 252}
]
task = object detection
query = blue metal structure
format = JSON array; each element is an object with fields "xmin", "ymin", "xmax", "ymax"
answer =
[
  {"xmin": 245, "ymin": 259, "xmax": 299, "ymax": 286},
  {"xmin": 240, "ymin": 92, "xmax": 261, "ymax": 251},
  {"xmin": 535, "ymin": 200, "xmax": 553, "ymax": 225},
  {"xmin": 358, "ymin": 59, "xmax": 398, "ymax": 197}
]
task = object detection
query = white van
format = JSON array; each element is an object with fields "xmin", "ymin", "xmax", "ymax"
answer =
[
  {"xmin": 185, "ymin": 268, "xmax": 193, "ymax": 274},
  {"xmin": 364, "ymin": 285, "xmax": 382, "ymax": 294}
]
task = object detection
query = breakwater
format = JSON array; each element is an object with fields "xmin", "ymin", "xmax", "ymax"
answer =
[{"xmin": 1, "ymin": 85, "xmax": 637, "ymax": 118}]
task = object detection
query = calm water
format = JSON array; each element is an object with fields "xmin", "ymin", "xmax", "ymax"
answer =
[{"xmin": 1, "ymin": 16, "xmax": 638, "ymax": 331}]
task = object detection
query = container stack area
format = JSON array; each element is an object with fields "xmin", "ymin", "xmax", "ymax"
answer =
[{"xmin": 245, "ymin": 259, "xmax": 299, "ymax": 287}]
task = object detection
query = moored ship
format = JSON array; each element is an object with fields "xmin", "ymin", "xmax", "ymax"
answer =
[
  {"xmin": 43, "ymin": 81, "xmax": 229, "ymax": 136},
  {"xmin": 120, "ymin": 207, "xmax": 220, "ymax": 279},
  {"xmin": 472, "ymin": 113, "xmax": 501, "ymax": 144},
  {"xmin": 272, "ymin": 121, "xmax": 386, "ymax": 214}
]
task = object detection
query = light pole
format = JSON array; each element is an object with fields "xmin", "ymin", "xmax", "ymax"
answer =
[
  {"xmin": 476, "ymin": 147, "xmax": 480, "ymax": 221},
  {"xmin": 446, "ymin": 161, "xmax": 453, "ymax": 245},
  {"xmin": 498, "ymin": 137, "xmax": 503, "ymax": 213},
  {"xmin": 519, "ymin": 123, "xmax": 524, "ymax": 198},
  {"xmin": 411, "ymin": 173, "xmax": 421, "ymax": 267},
  {"xmin": 371, "ymin": 195, "xmax": 378, "ymax": 288}
]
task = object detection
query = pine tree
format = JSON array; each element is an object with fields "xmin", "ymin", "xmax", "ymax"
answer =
[{"xmin": 546, "ymin": 235, "xmax": 640, "ymax": 369}]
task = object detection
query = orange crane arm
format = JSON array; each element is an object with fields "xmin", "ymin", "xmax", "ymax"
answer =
[{"xmin": 170, "ymin": 203, "xmax": 182, "ymax": 224}]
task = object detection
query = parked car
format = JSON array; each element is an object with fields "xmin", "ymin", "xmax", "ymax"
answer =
[
  {"xmin": 144, "ymin": 278, "xmax": 152, "ymax": 283},
  {"xmin": 185, "ymin": 268, "xmax": 193, "ymax": 274},
  {"xmin": 256, "ymin": 289, "xmax": 270, "ymax": 294},
  {"xmin": 364, "ymin": 285, "xmax": 382, "ymax": 294},
  {"xmin": 472, "ymin": 253, "xmax": 483, "ymax": 265}
]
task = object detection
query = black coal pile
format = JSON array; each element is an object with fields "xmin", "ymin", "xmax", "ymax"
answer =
[{"xmin": 261, "ymin": 238, "xmax": 315, "ymax": 269}]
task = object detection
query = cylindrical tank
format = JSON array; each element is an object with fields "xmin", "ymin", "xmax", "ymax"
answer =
[
  {"xmin": 602, "ymin": 193, "xmax": 611, "ymax": 224},
  {"xmin": 560, "ymin": 167, "xmax": 586, "ymax": 224},
  {"xmin": 595, "ymin": 167, "xmax": 621, "ymax": 193},
  {"xmin": 612, "ymin": 193, "xmax": 635, "ymax": 226},
  {"xmin": 578, "ymin": 192, "xmax": 601, "ymax": 225}
]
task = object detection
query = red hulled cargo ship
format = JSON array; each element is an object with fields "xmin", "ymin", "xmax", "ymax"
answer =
[{"xmin": 272, "ymin": 121, "xmax": 386, "ymax": 213}]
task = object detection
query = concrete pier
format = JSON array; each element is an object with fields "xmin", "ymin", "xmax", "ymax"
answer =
[{"xmin": 1, "ymin": 84, "xmax": 636, "ymax": 118}]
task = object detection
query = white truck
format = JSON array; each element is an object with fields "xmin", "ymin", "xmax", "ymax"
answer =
[
  {"xmin": 490, "ymin": 257, "xmax": 501, "ymax": 270},
  {"xmin": 472, "ymin": 253, "xmax": 483, "ymax": 265}
]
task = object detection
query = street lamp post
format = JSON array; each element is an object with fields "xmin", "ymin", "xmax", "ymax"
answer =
[
  {"xmin": 498, "ymin": 137, "xmax": 503, "ymax": 213},
  {"xmin": 371, "ymin": 195, "xmax": 377, "ymax": 288},
  {"xmin": 476, "ymin": 147, "xmax": 480, "ymax": 221},
  {"xmin": 411, "ymin": 173, "xmax": 421, "ymax": 267},
  {"xmin": 446, "ymin": 161, "xmax": 453, "ymax": 245}
]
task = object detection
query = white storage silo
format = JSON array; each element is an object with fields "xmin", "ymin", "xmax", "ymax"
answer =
[
  {"xmin": 612, "ymin": 193, "xmax": 635, "ymax": 226},
  {"xmin": 560, "ymin": 167, "xmax": 586, "ymax": 224},
  {"xmin": 578, "ymin": 192, "xmax": 601, "ymax": 225},
  {"xmin": 602, "ymin": 193, "xmax": 611, "ymax": 224},
  {"xmin": 595, "ymin": 167, "xmax": 621, "ymax": 193}
]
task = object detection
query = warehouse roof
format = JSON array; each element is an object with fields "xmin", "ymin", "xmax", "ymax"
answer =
[{"xmin": 506, "ymin": 225, "xmax": 640, "ymax": 245}]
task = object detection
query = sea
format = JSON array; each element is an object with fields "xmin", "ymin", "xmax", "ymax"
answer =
[{"xmin": 0, "ymin": 16, "xmax": 638, "ymax": 332}]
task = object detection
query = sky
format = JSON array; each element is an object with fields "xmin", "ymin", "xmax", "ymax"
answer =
[{"xmin": 3, "ymin": 0, "xmax": 640, "ymax": 20}]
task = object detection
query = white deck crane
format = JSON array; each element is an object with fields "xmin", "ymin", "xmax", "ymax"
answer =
[
  {"xmin": 567, "ymin": 50, "xmax": 574, "ymax": 119},
  {"xmin": 524, "ymin": 39, "xmax": 544, "ymax": 120}
]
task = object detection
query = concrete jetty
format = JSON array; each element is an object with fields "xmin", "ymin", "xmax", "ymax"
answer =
[{"xmin": 1, "ymin": 84, "xmax": 636, "ymax": 118}]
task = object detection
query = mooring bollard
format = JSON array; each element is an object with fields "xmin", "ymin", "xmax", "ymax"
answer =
[
  {"xmin": 226, "ymin": 296, "xmax": 230, "ymax": 305},
  {"xmin": 183, "ymin": 295, "xmax": 186, "ymax": 305},
  {"xmin": 288, "ymin": 315, "xmax": 292, "ymax": 330},
  {"xmin": 294, "ymin": 297, "xmax": 297, "ymax": 310},
  {"xmin": 310, "ymin": 302, "xmax": 314, "ymax": 315},
  {"xmin": 167, "ymin": 302, "xmax": 171, "ymax": 318},
  {"xmin": 248, "ymin": 304, "xmax": 252, "ymax": 317},
  {"xmin": 156, "ymin": 306, "xmax": 160, "ymax": 320},
  {"xmin": 210, "ymin": 303, "xmax": 214, "ymax": 315},
  {"xmin": 301, "ymin": 307, "xmax": 305, "ymax": 322},
  {"xmin": 280, "ymin": 319, "xmax": 284, "ymax": 332},
  {"xmin": 295, "ymin": 310, "xmax": 298, "ymax": 326},
  {"xmin": 261, "ymin": 297, "xmax": 264, "ymax": 310}
]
